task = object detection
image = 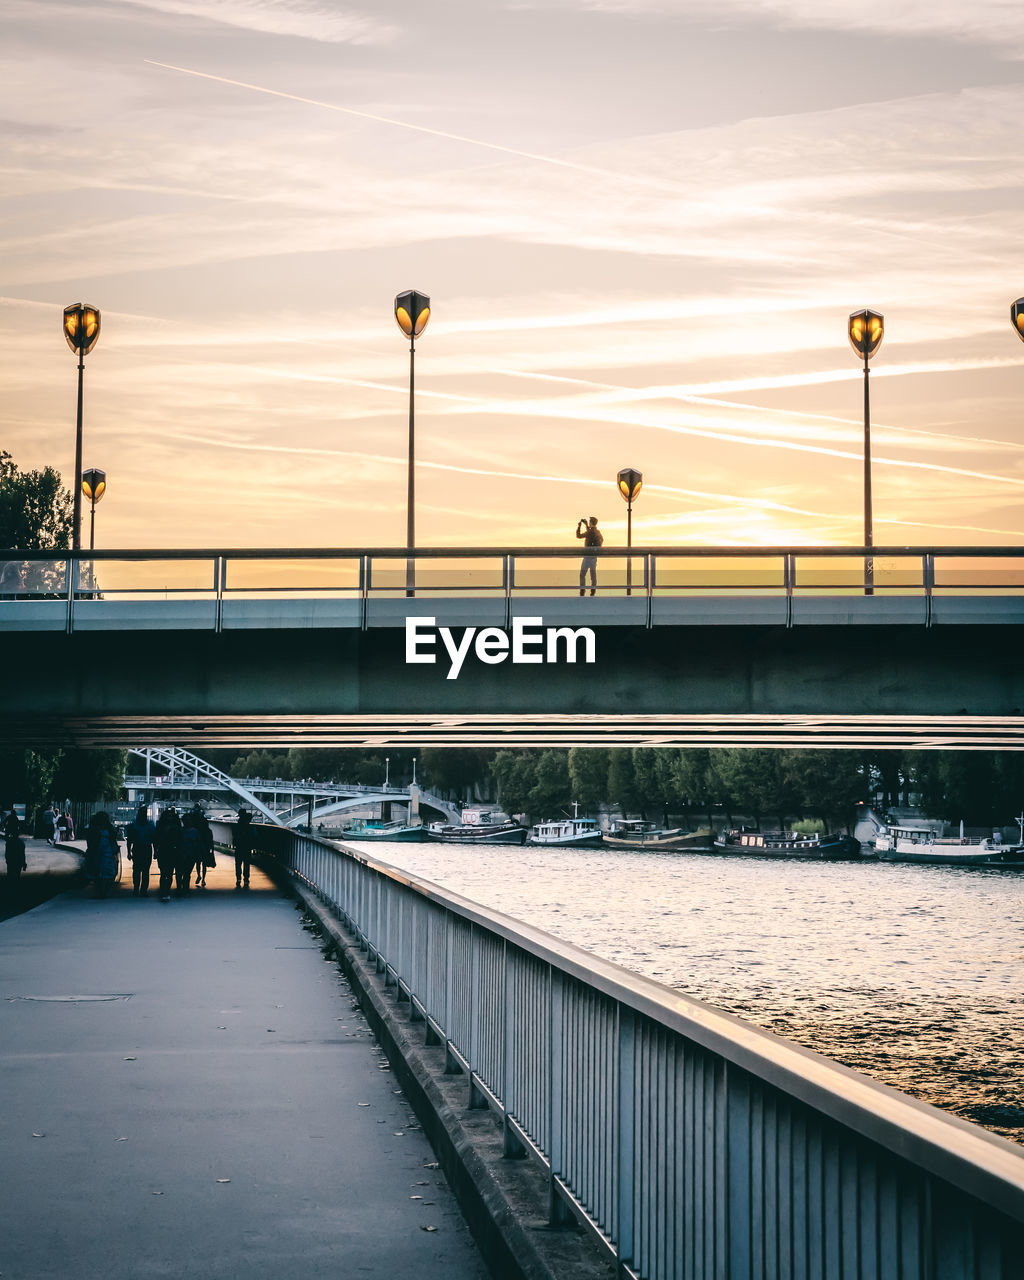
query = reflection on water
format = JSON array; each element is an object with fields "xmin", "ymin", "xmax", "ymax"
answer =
[{"xmin": 358, "ymin": 842, "xmax": 1024, "ymax": 1144}]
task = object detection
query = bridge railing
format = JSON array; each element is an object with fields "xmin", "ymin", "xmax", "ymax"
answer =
[
  {"xmin": 5, "ymin": 546, "xmax": 1024, "ymax": 632},
  {"xmin": 217, "ymin": 821, "xmax": 1024, "ymax": 1280}
]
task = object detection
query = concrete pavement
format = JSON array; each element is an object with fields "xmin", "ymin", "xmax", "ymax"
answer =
[
  {"xmin": 0, "ymin": 864, "xmax": 491, "ymax": 1280},
  {"xmin": 0, "ymin": 836, "xmax": 84, "ymax": 922}
]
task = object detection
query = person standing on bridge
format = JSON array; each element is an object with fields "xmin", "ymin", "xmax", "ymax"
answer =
[
  {"xmin": 576, "ymin": 515, "xmax": 603, "ymax": 596},
  {"xmin": 155, "ymin": 808, "xmax": 183, "ymax": 903},
  {"xmin": 234, "ymin": 810, "xmax": 253, "ymax": 890},
  {"xmin": 126, "ymin": 805, "xmax": 156, "ymax": 898}
]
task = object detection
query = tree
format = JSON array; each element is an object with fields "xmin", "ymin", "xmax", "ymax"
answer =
[
  {"xmin": 568, "ymin": 748, "xmax": 610, "ymax": 809},
  {"xmin": 781, "ymin": 750, "xmax": 866, "ymax": 830},
  {"xmin": 528, "ymin": 750, "xmax": 571, "ymax": 819},
  {"xmin": 0, "ymin": 748, "xmax": 62, "ymax": 817},
  {"xmin": 630, "ymin": 749, "xmax": 665, "ymax": 821},
  {"xmin": 52, "ymin": 749, "xmax": 128, "ymax": 802},
  {"xmin": 418, "ymin": 749, "xmax": 492, "ymax": 799},
  {"xmin": 669, "ymin": 749, "xmax": 716, "ymax": 830},
  {"xmin": 710, "ymin": 750, "xmax": 800, "ymax": 829},
  {"xmin": 491, "ymin": 750, "xmax": 538, "ymax": 817},
  {"xmin": 607, "ymin": 749, "xmax": 643, "ymax": 816},
  {"xmin": 0, "ymin": 451, "xmax": 73, "ymax": 550},
  {"xmin": 228, "ymin": 749, "xmax": 292, "ymax": 779}
]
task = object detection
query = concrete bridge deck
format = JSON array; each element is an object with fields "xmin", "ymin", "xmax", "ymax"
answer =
[{"xmin": 0, "ymin": 855, "xmax": 490, "ymax": 1280}]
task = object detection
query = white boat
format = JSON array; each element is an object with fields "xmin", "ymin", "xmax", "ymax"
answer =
[
  {"xmin": 874, "ymin": 819, "xmax": 1022, "ymax": 865},
  {"xmin": 426, "ymin": 806, "xmax": 527, "ymax": 845},
  {"xmin": 528, "ymin": 805, "xmax": 603, "ymax": 847}
]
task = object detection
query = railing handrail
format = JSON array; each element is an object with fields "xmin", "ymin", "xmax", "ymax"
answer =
[
  {"xmin": 256, "ymin": 826, "xmax": 1024, "ymax": 1226},
  {"xmin": 6, "ymin": 544, "xmax": 1024, "ymax": 562}
]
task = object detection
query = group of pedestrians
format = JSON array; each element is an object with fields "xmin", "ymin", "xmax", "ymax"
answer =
[
  {"xmin": 41, "ymin": 804, "xmax": 74, "ymax": 844},
  {"xmin": 82, "ymin": 806, "xmax": 255, "ymax": 901},
  {"xmin": 120, "ymin": 805, "xmax": 216, "ymax": 901}
]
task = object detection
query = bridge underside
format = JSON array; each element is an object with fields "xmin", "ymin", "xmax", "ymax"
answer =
[
  {"xmin": 3, "ymin": 625, "xmax": 1024, "ymax": 749},
  {"xmin": 6, "ymin": 712, "xmax": 1024, "ymax": 749}
]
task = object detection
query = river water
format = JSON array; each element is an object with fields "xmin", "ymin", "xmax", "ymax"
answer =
[{"xmin": 355, "ymin": 841, "xmax": 1024, "ymax": 1145}]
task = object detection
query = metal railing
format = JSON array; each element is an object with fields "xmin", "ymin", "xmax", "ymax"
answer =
[
  {"xmin": 4, "ymin": 545, "xmax": 1024, "ymax": 633},
  {"xmin": 222, "ymin": 821, "xmax": 1024, "ymax": 1280}
]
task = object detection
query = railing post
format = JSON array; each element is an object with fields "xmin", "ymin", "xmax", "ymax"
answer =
[
  {"xmin": 645, "ymin": 553, "xmax": 653, "ymax": 630},
  {"xmin": 505, "ymin": 554, "xmax": 513, "ymax": 632},
  {"xmin": 502, "ymin": 941, "xmax": 526, "ymax": 1157},
  {"xmin": 547, "ymin": 967, "xmax": 574, "ymax": 1225},
  {"xmin": 784, "ymin": 553, "xmax": 796, "ymax": 629},
  {"xmin": 923, "ymin": 553, "xmax": 934, "ymax": 628},
  {"xmin": 725, "ymin": 1060, "xmax": 752, "ymax": 1280},
  {"xmin": 361, "ymin": 555, "xmax": 369, "ymax": 631},
  {"xmin": 616, "ymin": 1006, "xmax": 636, "ymax": 1275},
  {"xmin": 213, "ymin": 555, "xmax": 224, "ymax": 633},
  {"xmin": 65, "ymin": 553, "xmax": 77, "ymax": 634}
]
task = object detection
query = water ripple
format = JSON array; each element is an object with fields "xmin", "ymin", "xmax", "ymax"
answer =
[{"xmin": 371, "ymin": 842, "xmax": 1024, "ymax": 1144}]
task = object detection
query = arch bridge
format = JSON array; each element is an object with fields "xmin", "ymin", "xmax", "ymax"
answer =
[{"xmin": 125, "ymin": 746, "xmax": 461, "ymax": 826}]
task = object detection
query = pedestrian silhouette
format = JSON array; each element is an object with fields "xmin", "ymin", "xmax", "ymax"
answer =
[
  {"xmin": 85, "ymin": 811, "xmax": 120, "ymax": 898},
  {"xmin": 4, "ymin": 810, "xmax": 26, "ymax": 900},
  {"xmin": 576, "ymin": 515, "xmax": 603, "ymax": 596},
  {"xmin": 155, "ymin": 808, "xmax": 183, "ymax": 903},
  {"xmin": 234, "ymin": 810, "xmax": 253, "ymax": 890},
  {"xmin": 126, "ymin": 805, "xmax": 156, "ymax": 898}
]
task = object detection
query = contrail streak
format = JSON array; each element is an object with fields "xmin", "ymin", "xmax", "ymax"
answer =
[
  {"xmin": 146, "ymin": 427, "xmax": 1024, "ymax": 540},
  {"xmin": 143, "ymin": 63, "xmax": 999, "ymax": 257},
  {"xmin": 239, "ymin": 362, "xmax": 1024, "ymax": 488},
  {"xmin": 143, "ymin": 60, "xmax": 651, "ymax": 185},
  {"xmin": 489, "ymin": 361, "xmax": 1024, "ymax": 452},
  {"xmin": 150, "ymin": 427, "xmax": 826, "ymax": 518}
]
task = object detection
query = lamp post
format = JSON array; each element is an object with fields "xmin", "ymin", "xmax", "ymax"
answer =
[
  {"xmin": 395, "ymin": 290, "xmax": 431, "ymax": 596},
  {"xmin": 848, "ymin": 309, "xmax": 883, "ymax": 595},
  {"xmin": 63, "ymin": 303, "xmax": 101, "ymax": 552},
  {"xmin": 617, "ymin": 467, "xmax": 643, "ymax": 595},
  {"xmin": 384, "ymin": 756, "xmax": 390, "ymax": 788},
  {"xmin": 82, "ymin": 468, "xmax": 106, "ymax": 552},
  {"xmin": 1011, "ymin": 299, "xmax": 1024, "ymax": 345}
]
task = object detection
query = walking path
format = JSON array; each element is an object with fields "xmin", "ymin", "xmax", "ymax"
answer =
[{"xmin": 0, "ymin": 858, "xmax": 491, "ymax": 1280}]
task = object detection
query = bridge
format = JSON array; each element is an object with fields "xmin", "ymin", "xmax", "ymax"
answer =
[
  {"xmin": 3, "ymin": 545, "xmax": 1024, "ymax": 748},
  {"xmin": 124, "ymin": 746, "xmax": 461, "ymax": 826}
]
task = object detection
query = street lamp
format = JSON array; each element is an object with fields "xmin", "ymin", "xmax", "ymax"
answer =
[
  {"xmin": 617, "ymin": 467, "xmax": 643, "ymax": 595},
  {"xmin": 848, "ymin": 309, "xmax": 883, "ymax": 595},
  {"xmin": 82, "ymin": 468, "xmax": 106, "ymax": 552},
  {"xmin": 1011, "ymin": 298, "xmax": 1024, "ymax": 344},
  {"xmin": 63, "ymin": 303, "xmax": 101, "ymax": 552},
  {"xmin": 384, "ymin": 756, "xmax": 390, "ymax": 788},
  {"xmin": 395, "ymin": 290, "xmax": 431, "ymax": 596}
]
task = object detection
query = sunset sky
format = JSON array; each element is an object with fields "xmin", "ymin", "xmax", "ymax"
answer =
[{"xmin": 4, "ymin": 0, "xmax": 1024, "ymax": 551}]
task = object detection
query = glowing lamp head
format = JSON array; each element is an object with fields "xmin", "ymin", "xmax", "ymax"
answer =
[
  {"xmin": 82, "ymin": 468, "xmax": 106, "ymax": 504},
  {"xmin": 1011, "ymin": 299, "xmax": 1024, "ymax": 344},
  {"xmin": 395, "ymin": 289, "xmax": 430, "ymax": 339},
  {"xmin": 617, "ymin": 467, "xmax": 643, "ymax": 504},
  {"xmin": 848, "ymin": 309, "xmax": 883, "ymax": 361},
  {"xmin": 63, "ymin": 303, "xmax": 101, "ymax": 356}
]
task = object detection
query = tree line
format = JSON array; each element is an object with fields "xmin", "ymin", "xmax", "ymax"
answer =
[{"xmin": 202, "ymin": 746, "xmax": 1024, "ymax": 831}]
